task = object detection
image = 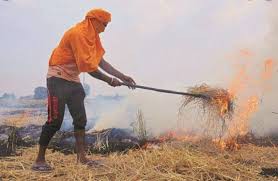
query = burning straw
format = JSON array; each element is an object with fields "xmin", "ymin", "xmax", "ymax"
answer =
[
  {"xmin": 180, "ymin": 84, "xmax": 234, "ymax": 117},
  {"xmin": 179, "ymin": 84, "xmax": 234, "ymax": 135}
]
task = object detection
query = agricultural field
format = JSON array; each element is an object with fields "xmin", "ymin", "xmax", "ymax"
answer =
[
  {"xmin": 1, "ymin": 0, "xmax": 278, "ymax": 180},
  {"xmin": 1, "ymin": 99, "xmax": 278, "ymax": 181}
]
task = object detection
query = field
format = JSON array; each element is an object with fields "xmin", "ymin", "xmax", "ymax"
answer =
[
  {"xmin": 1, "ymin": 141, "xmax": 278, "ymax": 180},
  {"xmin": 1, "ymin": 99, "xmax": 278, "ymax": 181}
]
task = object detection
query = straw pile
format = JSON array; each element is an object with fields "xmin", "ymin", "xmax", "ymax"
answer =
[{"xmin": 1, "ymin": 142, "xmax": 277, "ymax": 180}]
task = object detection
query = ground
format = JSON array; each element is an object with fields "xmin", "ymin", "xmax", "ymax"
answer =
[
  {"xmin": 1, "ymin": 142, "xmax": 278, "ymax": 181},
  {"xmin": 1, "ymin": 99, "xmax": 278, "ymax": 180}
]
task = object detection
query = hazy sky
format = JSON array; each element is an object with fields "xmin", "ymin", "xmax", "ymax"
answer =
[{"xmin": 0, "ymin": 0, "xmax": 275, "ymax": 97}]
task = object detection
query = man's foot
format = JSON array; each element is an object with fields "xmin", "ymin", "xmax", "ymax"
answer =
[
  {"xmin": 78, "ymin": 158, "xmax": 103, "ymax": 167},
  {"xmin": 31, "ymin": 162, "xmax": 53, "ymax": 172}
]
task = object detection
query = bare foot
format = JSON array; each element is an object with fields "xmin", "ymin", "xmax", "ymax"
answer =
[
  {"xmin": 32, "ymin": 161, "xmax": 53, "ymax": 172},
  {"xmin": 78, "ymin": 158, "xmax": 103, "ymax": 167}
]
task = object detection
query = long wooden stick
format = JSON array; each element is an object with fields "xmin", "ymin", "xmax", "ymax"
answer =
[{"xmin": 120, "ymin": 82, "xmax": 210, "ymax": 99}]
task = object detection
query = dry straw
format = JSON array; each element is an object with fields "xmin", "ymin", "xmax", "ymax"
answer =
[
  {"xmin": 1, "ymin": 143, "xmax": 276, "ymax": 180},
  {"xmin": 179, "ymin": 84, "xmax": 234, "ymax": 137}
]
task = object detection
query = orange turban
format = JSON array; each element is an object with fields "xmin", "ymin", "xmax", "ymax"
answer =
[{"xmin": 85, "ymin": 8, "xmax": 111, "ymax": 23}]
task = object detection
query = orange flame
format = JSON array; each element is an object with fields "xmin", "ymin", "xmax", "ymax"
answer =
[
  {"xmin": 261, "ymin": 58, "xmax": 275, "ymax": 92},
  {"xmin": 262, "ymin": 58, "xmax": 274, "ymax": 81},
  {"xmin": 213, "ymin": 138, "xmax": 241, "ymax": 151},
  {"xmin": 217, "ymin": 53, "xmax": 276, "ymax": 150},
  {"xmin": 150, "ymin": 51, "xmax": 275, "ymax": 152},
  {"xmin": 158, "ymin": 130, "xmax": 200, "ymax": 143}
]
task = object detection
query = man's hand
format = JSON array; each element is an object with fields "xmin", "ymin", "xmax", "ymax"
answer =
[
  {"xmin": 120, "ymin": 75, "xmax": 136, "ymax": 89},
  {"xmin": 108, "ymin": 77, "xmax": 122, "ymax": 87},
  {"xmin": 99, "ymin": 59, "xmax": 136, "ymax": 89},
  {"xmin": 88, "ymin": 69, "xmax": 121, "ymax": 87}
]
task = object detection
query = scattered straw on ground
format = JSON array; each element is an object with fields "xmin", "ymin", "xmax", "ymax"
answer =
[{"xmin": 1, "ymin": 142, "xmax": 278, "ymax": 181}]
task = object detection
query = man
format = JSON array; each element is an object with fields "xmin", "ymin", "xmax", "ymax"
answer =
[{"xmin": 32, "ymin": 9, "xmax": 136, "ymax": 171}]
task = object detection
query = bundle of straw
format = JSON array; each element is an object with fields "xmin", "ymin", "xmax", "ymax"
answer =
[{"xmin": 180, "ymin": 84, "xmax": 234, "ymax": 119}]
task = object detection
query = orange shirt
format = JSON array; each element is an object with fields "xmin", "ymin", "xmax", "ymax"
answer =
[
  {"xmin": 48, "ymin": 18, "xmax": 105, "ymax": 73},
  {"xmin": 47, "ymin": 9, "xmax": 111, "ymax": 82}
]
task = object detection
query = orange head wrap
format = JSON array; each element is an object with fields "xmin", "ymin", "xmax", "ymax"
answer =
[{"xmin": 85, "ymin": 8, "xmax": 111, "ymax": 23}]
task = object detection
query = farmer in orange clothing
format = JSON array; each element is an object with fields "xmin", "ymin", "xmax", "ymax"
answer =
[{"xmin": 32, "ymin": 9, "xmax": 136, "ymax": 171}]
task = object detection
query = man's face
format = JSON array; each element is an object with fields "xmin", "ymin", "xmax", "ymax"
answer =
[
  {"xmin": 100, "ymin": 21, "xmax": 108, "ymax": 33},
  {"xmin": 92, "ymin": 19, "xmax": 109, "ymax": 33}
]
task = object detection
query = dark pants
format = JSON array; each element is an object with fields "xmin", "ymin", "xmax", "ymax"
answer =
[{"xmin": 39, "ymin": 77, "xmax": 87, "ymax": 146}]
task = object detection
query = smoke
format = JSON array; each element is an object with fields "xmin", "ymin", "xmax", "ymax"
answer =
[
  {"xmin": 92, "ymin": 2, "xmax": 278, "ymax": 138},
  {"xmin": 78, "ymin": 1, "xmax": 278, "ymax": 137},
  {"xmin": 92, "ymin": 98, "xmax": 135, "ymax": 131},
  {"xmin": 251, "ymin": 3, "xmax": 278, "ymax": 136},
  {"xmin": 2, "ymin": 1, "xmax": 277, "ymax": 137},
  {"xmin": 56, "ymin": 2, "xmax": 278, "ymax": 138},
  {"xmin": 127, "ymin": 92, "xmax": 182, "ymax": 135},
  {"xmin": 87, "ymin": 91, "xmax": 207, "ymax": 136},
  {"xmin": 86, "ymin": 92, "xmax": 184, "ymax": 136}
]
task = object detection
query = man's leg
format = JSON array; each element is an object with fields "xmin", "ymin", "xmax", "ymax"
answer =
[
  {"xmin": 66, "ymin": 83, "xmax": 89, "ymax": 163},
  {"xmin": 33, "ymin": 78, "xmax": 66, "ymax": 170},
  {"xmin": 74, "ymin": 129, "xmax": 87, "ymax": 162}
]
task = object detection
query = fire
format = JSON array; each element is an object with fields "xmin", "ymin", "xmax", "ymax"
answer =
[
  {"xmin": 181, "ymin": 84, "xmax": 234, "ymax": 119},
  {"xmin": 140, "ymin": 130, "xmax": 200, "ymax": 150},
  {"xmin": 215, "ymin": 53, "xmax": 275, "ymax": 151},
  {"xmin": 261, "ymin": 58, "xmax": 275, "ymax": 92},
  {"xmin": 213, "ymin": 138, "xmax": 241, "ymax": 151},
  {"xmin": 158, "ymin": 130, "xmax": 200, "ymax": 142},
  {"xmin": 228, "ymin": 65, "xmax": 248, "ymax": 99},
  {"xmin": 228, "ymin": 96, "xmax": 259, "ymax": 136},
  {"xmin": 149, "ymin": 51, "xmax": 275, "ymax": 152},
  {"xmin": 210, "ymin": 90, "xmax": 233, "ymax": 117},
  {"xmin": 212, "ymin": 95, "xmax": 259, "ymax": 151},
  {"xmin": 262, "ymin": 58, "xmax": 274, "ymax": 81}
]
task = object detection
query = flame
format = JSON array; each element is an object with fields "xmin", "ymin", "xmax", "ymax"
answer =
[
  {"xmin": 213, "ymin": 138, "xmax": 241, "ymax": 151},
  {"xmin": 213, "ymin": 95, "xmax": 259, "ymax": 151},
  {"xmin": 215, "ymin": 53, "xmax": 275, "ymax": 150},
  {"xmin": 261, "ymin": 58, "xmax": 275, "ymax": 92},
  {"xmin": 211, "ymin": 91, "xmax": 233, "ymax": 117},
  {"xmin": 227, "ymin": 96, "xmax": 259, "ymax": 136},
  {"xmin": 147, "ymin": 51, "xmax": 275, "ymax": 152},
  {"xmin": 157, "ymin": 130, "xmax": 200, "ymax": 143},
  {"xmin": 262, "ymin": 58, "xmax": 274, "ymax": 81},
  {"xmin": 228, "ymin": 65, "xmax": 248, "ymax": 98}
]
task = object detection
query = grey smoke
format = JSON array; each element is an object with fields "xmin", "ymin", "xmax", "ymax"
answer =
[{"xmin": 251, "ymin": 3, "xmax": 278, "ymax": 136}]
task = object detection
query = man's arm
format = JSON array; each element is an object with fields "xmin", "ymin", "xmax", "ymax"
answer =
[
  {"xmin": 99, "ymin": 58, "xmax": 136, "ymax": 87},
  {"xmin": 99, "ymin": 58, "xmax": 124, "ymax": 79},
  {"xmin": 88, "ymin": 69, "xmax": 121, "ymax": 87}
]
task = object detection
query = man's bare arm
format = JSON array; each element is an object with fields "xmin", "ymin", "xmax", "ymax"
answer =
[
  {"xmin": 99, "ymin": 58, "xmax": 124, "ymax": 79},
  {"xmin": 99, "ymin": 58, "xmax": 136, "ymax": 87},
  {"xmin": 88, "ymin": 69, "xmax": 121, "ymax": 87}
]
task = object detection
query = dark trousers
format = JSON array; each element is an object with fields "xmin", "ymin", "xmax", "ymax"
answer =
[{"xmin": 39, "ymin": 77, "xmax": 87, "ymax": 146}]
